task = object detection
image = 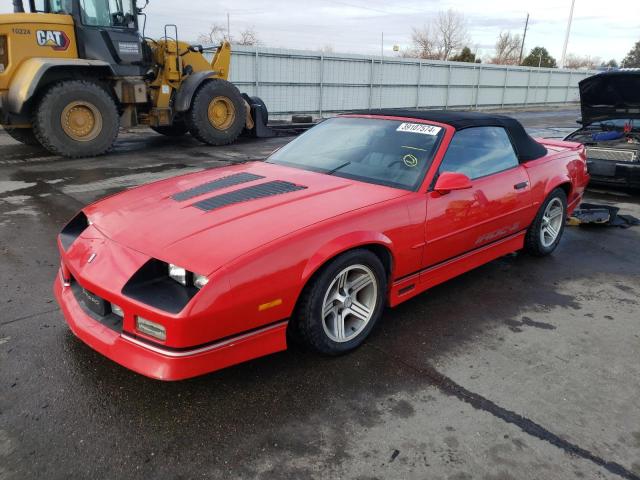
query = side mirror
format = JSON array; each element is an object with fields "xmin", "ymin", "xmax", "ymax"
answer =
[{"xmin": 433, "ymin": 172, "xmax": 472, "ymax": 194}]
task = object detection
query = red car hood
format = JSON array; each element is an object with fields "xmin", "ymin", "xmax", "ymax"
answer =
[{"xmin": 85, "ymin": 162, "xmax": 408, "ymax": 275}]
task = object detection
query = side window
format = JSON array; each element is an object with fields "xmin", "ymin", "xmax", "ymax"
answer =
[
  {"xmin": 49, "ymin": 0, "xmax": 72, "ymax": 13},
  {"xmin": 80, "ymin": 0, "xmax": 100, "ymax": 25},
  {"xmin": 81, "ymin": 0, "xmax": 135, "ymax": 27},
  {"xmin": 439, "ymin": 127, "xmax": 519, "ymax": 180}
]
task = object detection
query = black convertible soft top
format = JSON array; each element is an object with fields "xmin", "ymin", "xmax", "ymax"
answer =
[{"xmin": 365, "ymin": 109, "xmax": 548, "ymax": 162}]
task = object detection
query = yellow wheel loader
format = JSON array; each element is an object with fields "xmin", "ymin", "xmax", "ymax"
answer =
[{"xmin": 0, "ymin": 0, "xmax": 271, "ymax": 157}]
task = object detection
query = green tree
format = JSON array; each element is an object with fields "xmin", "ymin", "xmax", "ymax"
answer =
[
  {"xmin": 521, "ymin": 47, "xmax": 557, "ymax": 68},
  {"xmin": 601, "ymin": 59, "xmax": 619, "ymax": 69},
  {"xmin": 450, "ymin": 46, "xmax": 476, "ymax": 63},
  {"xmin": 622, "ymin": 41, "xmax": 640, "ymax": 67}
]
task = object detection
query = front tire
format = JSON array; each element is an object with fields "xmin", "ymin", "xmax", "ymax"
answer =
[
  {"xmin": 3, "ymin": 127, "xmax": 41, "ymax": 146},
  {"xmin": 524, "ymin": 188, "xmax": 567, "ymax": 256},
  {"xmin": 187, "ymin": 79, "xmax": 246, "ymax": 146},
  {"xmin": 33, "ymin": 80, "xmax": 119, "ymax": 158},
  {"xmin": 295, "ymin": 249, "xmax": 387, "ymax": 355}
]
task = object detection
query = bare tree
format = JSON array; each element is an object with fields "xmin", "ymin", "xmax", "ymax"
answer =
[
  {"xmin": 198, "ymin": 23, "xmax": 227, "ymax": 45},
  {"xmin": 319, "ymin": 44, "xmax": 335, "ymax": 53},
  {"xmin": 434, "ymin": 9, "xmax": 469, "ymax": 60},
  {"xmin": 564, "ymin": 53, "xmax": 601, "ymax": 69},
  {"xmin": 409, "ymin": 9, "xmax": 469, "ymax": 60},
  {"xmin": 237, "ymin": 27, "xmax": 260, "ymax": 46},
  {"xmin": 409, "ymin": 25, "xmax": 438, "ymax": 59},
  {"xmin": 198, "ymin": 24, "xmax": 260, "ymax": 46},
  {"xmin": 490, "ymin": 31, "xmax": 522, "ymax": 65}
]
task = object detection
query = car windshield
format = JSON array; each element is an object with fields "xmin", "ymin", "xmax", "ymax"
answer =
[{"xmin": 267, "ymin": 117, "xmax": 444, "ymax": 190}]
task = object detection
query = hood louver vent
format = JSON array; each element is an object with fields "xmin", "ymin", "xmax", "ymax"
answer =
[
  {"xmin": 193, "ymin": 181, "xmax": 307, "ymax": 211},
  {"xmin": 173, "ymin": 172, "xmax": 265, "ymax": 201}
]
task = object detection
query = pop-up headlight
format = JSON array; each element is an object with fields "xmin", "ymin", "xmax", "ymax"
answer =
[
  {"xmin": 193, "ymin": 273, "xmax": 209, "ymax": 289},
  {"xmin": 168, "ymin": 264, "xmax": 208, "ymax": 290},
  {"xmin": 168, "ymin": 264, "xmax": 189, "ymax": 286}
]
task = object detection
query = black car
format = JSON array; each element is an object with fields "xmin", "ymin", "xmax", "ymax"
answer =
[{"xmin": 565, "ymin": 70, "xmax": 640, "ymax": 188}]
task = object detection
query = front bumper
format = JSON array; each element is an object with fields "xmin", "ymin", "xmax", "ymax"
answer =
[
  {"xmin": 54, "ymin": 273, "xmax": 288, "ymax": 380},
  {"xmin": 587, "ymin": 159, "xmax": 640, "ymax": 187}
]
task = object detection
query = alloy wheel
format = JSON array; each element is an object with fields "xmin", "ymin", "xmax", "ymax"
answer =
[
  {"xmin": 321, "ymin": 264, "xmax": 378, "ymax": 343},
  {"xmin": 540, "ymin": 197, "xmax": 564, "ymax": 247}
]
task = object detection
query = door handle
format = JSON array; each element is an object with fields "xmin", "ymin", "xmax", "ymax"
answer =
[{"xmin": 513, "ymin": 181, "xmax": 528, "ymax": 190}]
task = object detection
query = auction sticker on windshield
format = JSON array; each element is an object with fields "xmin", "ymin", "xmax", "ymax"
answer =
[{"xmin": 396, "ymin": 123, "xmax": 442, "ymax": 135}]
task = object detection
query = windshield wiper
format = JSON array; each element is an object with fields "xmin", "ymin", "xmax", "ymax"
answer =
[{"xmin": 324, "ymin": 161, "xmax": 351, "ymax": 175}]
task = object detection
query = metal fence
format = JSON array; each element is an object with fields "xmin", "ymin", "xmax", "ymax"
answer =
[{"xmin": 225, "ymin": 45, "xmax": 596, "ymax": 119}]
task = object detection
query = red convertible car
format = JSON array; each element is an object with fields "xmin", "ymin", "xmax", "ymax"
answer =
[{"xmin": 54, "ymin": 111, "xmax": 589, "ymax": 380}]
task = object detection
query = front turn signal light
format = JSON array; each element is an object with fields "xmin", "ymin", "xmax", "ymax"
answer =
[
  {"xmin": 110, "ymin": 303, "xmax": 124, "ymax": 317},
  {"xmin": 136, "ymin": 317, "xmax": 166, "ymax": 341}
]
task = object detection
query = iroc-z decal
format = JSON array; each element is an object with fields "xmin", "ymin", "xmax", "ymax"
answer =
[
  {"xmin": 36, "ymin": 30, "xmax": 70, "ymax": 51},
  {"xmin": 475, "ymin": 222, "xmax": 520, "ymax": 245}
]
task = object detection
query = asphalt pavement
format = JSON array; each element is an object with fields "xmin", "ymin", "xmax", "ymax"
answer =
[{"xmin": 1, "ymin": 108, "xmax": 639, "ymax": 480}]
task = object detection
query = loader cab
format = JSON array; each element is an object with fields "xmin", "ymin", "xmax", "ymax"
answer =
[{"xmin": 29, "ymin": 0, "xmax": 147, "ymax": 75}]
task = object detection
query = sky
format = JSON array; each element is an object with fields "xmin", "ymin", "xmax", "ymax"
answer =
[{"xmin": 4, "ymin": 0, "xmax": 639, "ymax": 62}]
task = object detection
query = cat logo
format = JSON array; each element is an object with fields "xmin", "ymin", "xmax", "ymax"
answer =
[{"xmin": 36, "ymin": 30, "xmax": 70, "ymax": 51}]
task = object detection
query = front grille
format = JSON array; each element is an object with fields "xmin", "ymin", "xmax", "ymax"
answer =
[
  {"xmin": 586, "ymin": 147, "xmax": 637, "ymax": 163},
  {"xmin": 70, "ymin": 278, "xmax": 123, "ymax": 332}
]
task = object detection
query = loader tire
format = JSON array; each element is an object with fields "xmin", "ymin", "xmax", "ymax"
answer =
[
  {"xmin": 187, "ymin": 79, "xmax": 246, "ymax": 146},
  {"xmin": 3, "ymin": 127, "xmax": 41, "ymax": 146},
  {"xmin": 150, "ymin": 122, "xmax": 189, "ymax": 137},
  {"xmin": 33, "ymin": 80, "xmax": 119, "ymax": 158}
]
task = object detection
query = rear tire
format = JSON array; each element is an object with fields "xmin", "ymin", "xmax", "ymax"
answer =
[
  {"xmin": 33, "ymin": 80, "xmax": 119, "ymax": 158},
  {"xmin": 150, "ymin": 122, "xmax": 189, "ymax": 137},
  {"xmin": 3, "ymin": 127, "xmax": 41, "ymax": 146},
  {"xmin": 524, "ymin": 188, "xmax": 567, "ymax": 256},
  {"xmin": 187, "ymin": 79, "xmax": 246, "ymax": 146},
  {"xmin": 295, "ymin": 249, "xmax": 387, "ymax": 355}
]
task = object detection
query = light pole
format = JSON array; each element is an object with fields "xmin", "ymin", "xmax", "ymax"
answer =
[
  {"xmin": 560, "ymin": 0, "xmax": 576, "ymax": 68},
  {"xmin": 519, "ymin": 13, "xmax": 529, "ymax": 64},
  {"xmin": 379, "ymin": 32, "xmax": 384, "ymax": 108}
]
